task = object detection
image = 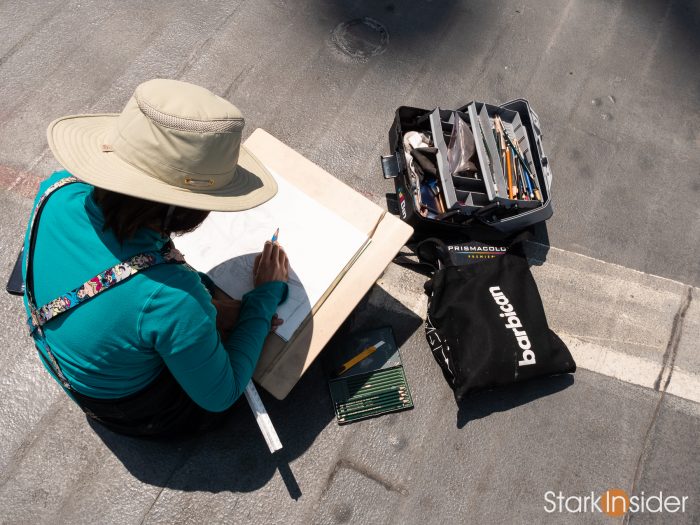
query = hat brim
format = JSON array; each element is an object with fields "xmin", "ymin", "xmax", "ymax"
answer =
[{"xmin": 47, "ymin": 114, "xmax": 277, "ymax": 211}]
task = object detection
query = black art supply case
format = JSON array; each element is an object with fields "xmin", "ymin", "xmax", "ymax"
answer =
[{"xmin": 382, "ymin": 99, "xmax": 553, "ymax": 240}]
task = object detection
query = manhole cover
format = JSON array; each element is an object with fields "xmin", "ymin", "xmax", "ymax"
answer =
[{"xmin": 331, "ymin": 18, "xmax": 389, "ymax": 60}]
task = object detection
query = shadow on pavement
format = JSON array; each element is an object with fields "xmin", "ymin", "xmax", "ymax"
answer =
[
  {"xmin": 88, "ymin": 357, "xmax": 331, "ymax": 498},
  {"xmin": 326, "ymin": 283, "xmax": 424, "ymax": 352},
  {"xmin": 527, "ymin": 221, "xmax": 550, "ymax": 266},
  {"xmin": 89, "ymin": 285, "xmax": 422, "ymax": 498},
  {"xmin": 456, "ymin": 373, "xmax": 575, "ymax": 428},
  {"xmin": 316, "ymin": 0, "xmax": 462, "ymax": 46}
]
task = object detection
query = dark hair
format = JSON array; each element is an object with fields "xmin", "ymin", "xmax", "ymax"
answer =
[{"xmin": 93, "ymin": 188, "xmax": 210, "ymax": 243}]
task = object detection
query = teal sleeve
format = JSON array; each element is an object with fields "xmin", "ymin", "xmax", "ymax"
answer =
[{"xmin": 138, "ymin": 271, "xmax": 287, "ymax": 412}]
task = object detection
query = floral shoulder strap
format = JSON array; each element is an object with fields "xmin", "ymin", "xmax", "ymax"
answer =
[{"xmin": 25, "ymin": 177, "xmax": 186, "ymax": 390}]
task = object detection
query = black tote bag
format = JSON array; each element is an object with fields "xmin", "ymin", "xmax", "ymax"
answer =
[{"xmin": 421, "ymin": 240, "xmax": 576, "ymax": 400}]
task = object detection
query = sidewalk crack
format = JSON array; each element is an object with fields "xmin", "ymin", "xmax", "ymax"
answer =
[
  {"xmin": 139, "ymin": 486, "xmax": 166, "ymax": 525},
  {"xmin": 653, "ymin": 286, "xmax": 692, "ymax": 391},
  {"xmin": 138, "ymin": 438, "xmax": 202, "ymax": 525},
  {"xmin": 623, "ymin": 286, "xmax": 692, "ymax": 524},
  {"xmin": 322, "ymin": 458, "xmax": 408, "ymax": 497}
]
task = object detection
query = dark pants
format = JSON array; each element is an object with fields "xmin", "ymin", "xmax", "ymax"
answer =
[{"xmin": 69, "ymin": 366, "xmax": 220, "ymax": 438}]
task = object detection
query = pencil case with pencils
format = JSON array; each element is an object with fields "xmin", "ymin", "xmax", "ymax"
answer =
[
  {"xmin": 382, "ymin": 99, "xmax": 553, "ymax": 240},
  {"xmin": 326, "ymin": 326, "xmax": 414, "ymax": 424}
]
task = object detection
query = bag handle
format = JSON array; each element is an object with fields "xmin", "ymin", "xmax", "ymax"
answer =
[{"xmin": 392, "ymin": 237, "xmax": 454, "ymax": 273}]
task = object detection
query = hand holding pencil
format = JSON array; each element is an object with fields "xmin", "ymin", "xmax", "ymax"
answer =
[{"xmin": 253, "ymin": 228, "xmax": 289, "ymax": 287}]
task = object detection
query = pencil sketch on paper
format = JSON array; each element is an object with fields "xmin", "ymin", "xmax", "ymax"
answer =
[{"xmin": 207, "ymin": 253, "xmax": 310, "ymax": 342}]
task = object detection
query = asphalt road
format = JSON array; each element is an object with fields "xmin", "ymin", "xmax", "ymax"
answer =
[{"xmin": 3, "ymin": 0, "xmax": 698, "ymax": 285}]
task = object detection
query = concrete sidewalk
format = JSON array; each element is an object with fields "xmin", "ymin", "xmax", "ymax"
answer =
[{"xmin": 0, "ymin": 235, "xmax": 698, "ymax": 524}]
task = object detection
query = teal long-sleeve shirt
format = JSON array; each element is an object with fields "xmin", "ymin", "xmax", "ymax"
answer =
[{"xmin": 22, "ymin": 171, "xmax": 287, "ymax": 412}]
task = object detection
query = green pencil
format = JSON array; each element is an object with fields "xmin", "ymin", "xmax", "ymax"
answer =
[
  {"xmin": 345, "ymin": 385, "xmax": 407, "ymax": 402},
  {"xmin": 347, "ymin": 371, "xmax": 405, "ymax": 388},
  {"xmin": 347, "ymin": 380, "xmax": 405, "ymax": 392},
  {"xmin": 347, "ymin": 383, "xmax": 406, "ymax": 399},
  {"xmin": 346, "ymin": 383, "xmax": 406, "ymax": 397},
  {"xmin": 338, "ymin": 401, "xmax": 410, "ymax": 422},
  {"xmin": 346, "ymin": 369, "xmax": 404, "ymax": 384},
  {"xmin": 338, "ymin": 403, "xmax": 411, "ymax": 421},
  {"xmin": 339, "ymin": 398, "xmax": 410, "ymax": 416},
  {"xmin": 338, "ymin": 402, "xmax": 409, "ymax": 418},
  {"xmin": 338, "ymin": 391, "xmax": 408, "ymax": 411},
  {"xmin": 335, "ymin": 391, "xmax": 410, "ymax": 409}
]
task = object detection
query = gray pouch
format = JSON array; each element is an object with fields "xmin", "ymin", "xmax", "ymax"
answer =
[{"xmin": 447, "ymin": 112, "xmax": 478, "ymax": 176}]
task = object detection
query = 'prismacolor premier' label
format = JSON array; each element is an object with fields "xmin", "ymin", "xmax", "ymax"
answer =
[{"xmin": 447, "ymin": 242, "xmax": 508, "ymax": 265}]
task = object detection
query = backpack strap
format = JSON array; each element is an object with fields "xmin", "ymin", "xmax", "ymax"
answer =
[
  {"xmin": 24, "ymin": 177, "xmax": 186, "ymax": 390},
  {"xmin": 25, "ymin": 178, "xmax": 80, "ymax": 333},
  {"xmin": 28, "ymin": 244, "xmax": 186, "ymax": 331}
]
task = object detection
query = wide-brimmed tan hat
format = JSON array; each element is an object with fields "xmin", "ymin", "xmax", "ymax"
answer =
[{"xmin": 47, "ymin": 78, "xmax": 277, "ymax": 211}]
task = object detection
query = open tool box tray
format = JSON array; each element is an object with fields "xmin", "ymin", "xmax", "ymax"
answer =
[{"xmin": 382, "ymin": 99, "xmax": 553, "ymax": 239}]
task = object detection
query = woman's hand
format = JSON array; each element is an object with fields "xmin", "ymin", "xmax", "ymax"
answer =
[
  {"xmin": 253, "ymin": 241, "xmax": 289, "ymax": 287},
  {"xmin": 271, "ymin": 314, "xmax": 284, "ymax": 333}
]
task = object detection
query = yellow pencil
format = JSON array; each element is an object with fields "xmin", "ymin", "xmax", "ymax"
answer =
[{"xmin": 336, "ymin": 341, "xmax": 384, "ymax": 376}]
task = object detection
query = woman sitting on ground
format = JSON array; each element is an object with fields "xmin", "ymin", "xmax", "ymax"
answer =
[{"xmin": 23, "ymin": 79, "xmax": 287, "ymax": 437}]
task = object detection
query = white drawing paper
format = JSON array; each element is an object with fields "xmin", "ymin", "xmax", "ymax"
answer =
[{"xmin": 174, "ymin": 169, "xmax": 369, "ymax": 341}]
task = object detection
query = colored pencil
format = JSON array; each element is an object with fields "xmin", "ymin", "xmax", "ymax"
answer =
[
  {"xmin": 346, "ymin": 371, "xmax": 405, "ymax": 387},
  {"xmin": 336, "ymin": 342, "xmax": 383, "ymax": 376},
  {"xmin": 347, "ymin": 380, "xmax": 406, "ymax": 391},
  {"xmin": 339, "ymin": 398, "xmax": 410, "ymax": 416},
  {"xmin": 510, "ymin": 139, "xmax": 534, "ymax": 199},
  {"xmin": 347, "ymin": 383, "xmax": 406, "ymax": 398},
  {"xmin": 339, "ymin": 389, "xmax": 408, "ymax": 405},
  {"xmin": 502, "ymin": 128, "xmax": 542, "ymax": 202},
  {"xmin": 511, "ymin": 145, "xmax": 525, "ymax": 199},
  {"xmin": 347, "ymin": 380, "xmax": 406, "ymax": 393},
  {"xmin": 506, "ymin": 146, "xmax": 515, "ymax": 199},
  {"xmin": 346, "ymin": 367, "xmax": 404, "ymax": 381},
  {"xmin": 337, "ymin": 394, "xmax": 409, "ymax": 413},
  {"xmin": 335, "ymin": 392, "xmax": 409, "ymax": 411},
  {"xmin": 338, "ymin": 401, "xmax": 410, "ymax": 422},
  {"xmin": 342, "ymin": 389, "xmax": 408, "ymax": 407},
  {"xmin": 346, "ymin": 384, "xmax": 406, "ymax": 397},
  {"xmin": 347, "ymin": 377, "xmax": 405, "ymax": 389},
  {"xmin": 338, "ymin": 404, "xmax": 409, "ymax": 420},
  {"xmin": 347, "ymin": 375, "xmax": 406, "ymax": 391}
]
